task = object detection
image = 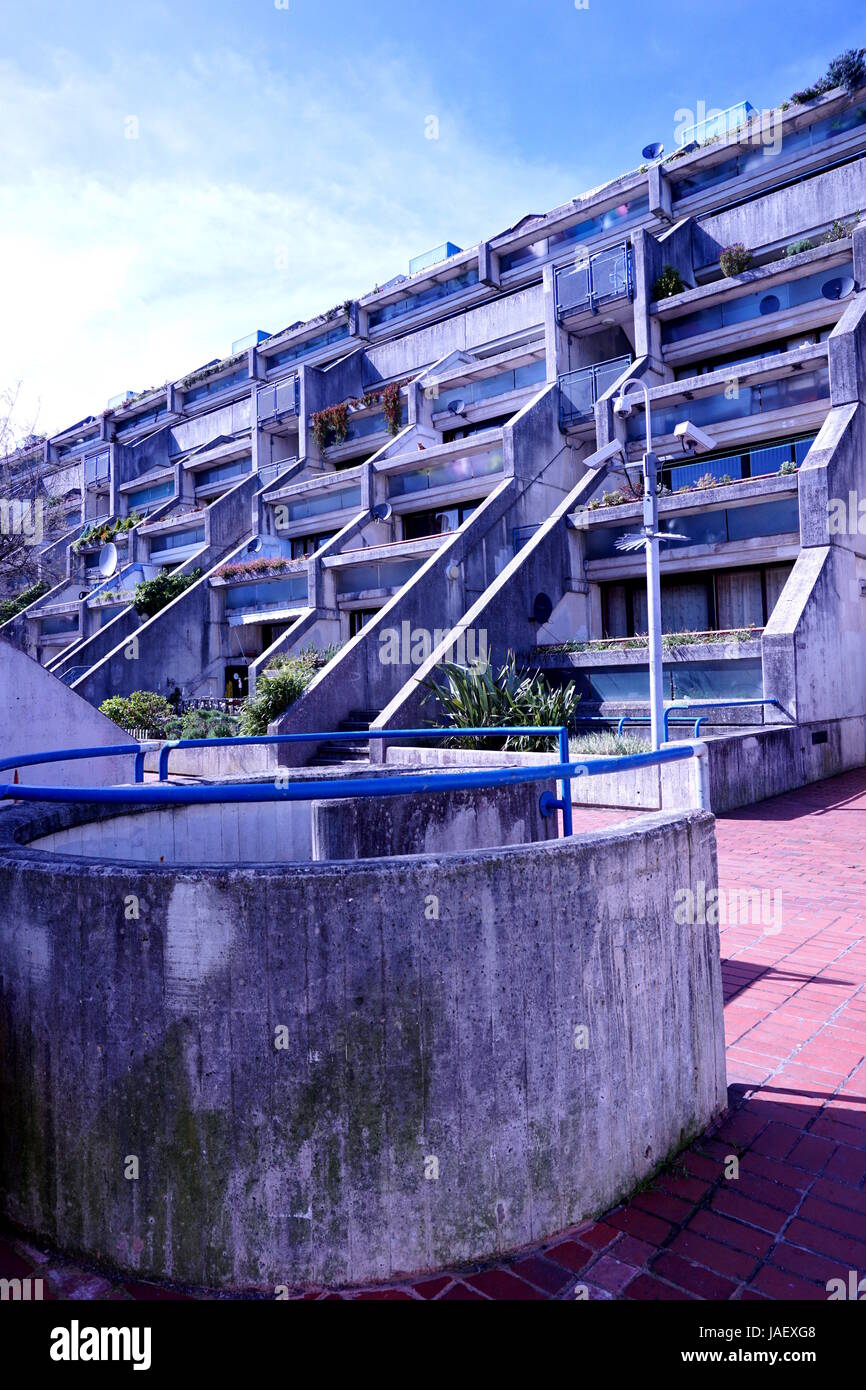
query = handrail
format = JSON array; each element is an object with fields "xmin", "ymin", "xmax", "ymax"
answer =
[
  {"xmin": 0, "ymin": 733, "xmax": 705, "ymax": 832},
  {"xmin": 662, "ymin": 697, "xmax": 787, "ymax": 742},
  {"xmin": 617, "ymin": 715, "xmax": 713, "ymax": 738},
  {"xmin": 154, "ymin": 726, "xmax": 575, "ymax": 835}
]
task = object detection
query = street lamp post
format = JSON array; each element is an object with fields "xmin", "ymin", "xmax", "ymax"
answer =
[{"xmin": 613, "ymin": 379, "xmax": 665, "ymax": 751}]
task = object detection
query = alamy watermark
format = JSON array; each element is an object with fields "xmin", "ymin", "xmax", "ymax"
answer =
[
  {"xmin": 675, "ymin": 880, "xmax": 782, "ymax": 935},
  {"xmin": 673, "ymin": 102, "xmax": 783, "ymax": 156},
  {"xmin": 378, "ymin": 622, "xmax": 488, "ymax": 669}
]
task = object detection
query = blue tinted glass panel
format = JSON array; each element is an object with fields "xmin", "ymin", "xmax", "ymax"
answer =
[
  {"xmin": 126, "ymin": 480, "xmax": 174, "ymax": 509},
  {"xmin": 183, "ymin": 367, "xmax": 248, "ymax": 404},
  {"xmin": 269, "ymin": 324, "xmax": 350, "ymax": 369},
  {"xmin": 726, "ymin": 497, "xmax": 799, "ymax": 540},
  {"xmin": 368, "ymin": 269, "xmax": 480, "ymax": 329},
  {"xmin": 196, "ymin": 457, "xmax": 252, "ymax": 488},
  {"xmin": 149, "ymin": 527, "xmax": 205, "ymax": 553}
]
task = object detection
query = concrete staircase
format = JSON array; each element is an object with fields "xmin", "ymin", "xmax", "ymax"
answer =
[{"xmin": 310, "ymin": 708, "xmax": 379, "ymax": 765}]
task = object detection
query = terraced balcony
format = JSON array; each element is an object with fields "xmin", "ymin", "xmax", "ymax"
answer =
[
  {"xmin": 378, "ymin": 432, "xmax": 505, "ymax": 504},
  {"xmin": 554, "ymin": 241, "xmax": 634, "ymax": 328},
  {"xmin": 558, "ymin": 354, "xmax": 633, "ymax": 430}
]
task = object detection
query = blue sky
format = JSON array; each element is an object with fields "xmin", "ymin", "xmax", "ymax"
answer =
[{"xmin": 0, "ymin": 0, "xmax": 861, "ymax": 435}]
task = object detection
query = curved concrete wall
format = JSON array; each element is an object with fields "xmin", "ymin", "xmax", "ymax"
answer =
[
  {"xmin": 26, "ymin": 779, "xmax": 554, "ymax": 864},
  {"xmin": 0, "ymin": 802, "xmax": 725, "ymax": 1289}
]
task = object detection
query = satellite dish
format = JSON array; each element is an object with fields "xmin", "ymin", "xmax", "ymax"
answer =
[
  {"xmin": 372, "ymin": 502, "xmax": 393, "ymax": 522},
  {"xmin": 532, "ymin": 592, "xmax": 554, "ymax": 624},
  {"xmin": 447, "ymin": 400, "xmax": 466, "ymax": 416},
  {"xmin": 97, "ymin": 542, "xmax": 118, "ymax": 579},
  {"xmin": 642, "ymin": 141, "xmax": 664, "ymax": 160},
  {"xmin": 822, "ymin": 275, "xmax": 855, "ymax": 301},
  {"xmin": 759, "ymin": 293, "xmax": 781, "ymax": 316},
  {"xmin": 247, "ymin": 537, "xmax": 264, "ymax": 554}
]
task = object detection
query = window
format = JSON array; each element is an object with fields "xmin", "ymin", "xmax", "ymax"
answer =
[
  {"xmin": 368, "ymin": 268, "xmax": 480, "ymax": 329},
  {"xmin": 195, "ymin": 457, "xmax": 252, "ymax": 489},
  {"xmin": 601, "ymin": 562, "xmax": 794, "ymax": 638}
]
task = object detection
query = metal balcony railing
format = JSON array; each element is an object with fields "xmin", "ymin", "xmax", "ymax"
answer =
[
  {"xmin": 554, "ymin": 243, "xmax": 634, "ymax": 320},
  {"xmin": 257, "ymin": 377, "xmax": 300, "ymax": 423},
  {"xmin": 558, "ymin": 355, "xmax": 633, "ymax": 428}
]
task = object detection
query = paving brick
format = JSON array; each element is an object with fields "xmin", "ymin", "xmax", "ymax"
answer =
[
  {"xmin": 749, "ymin": 1265, "xmax": 828, "ymax": 1301},
  {"xmin": 624, "ymin": 1273, "xmax": 696, "ymax": 1300},
  {"xmin": 412, "ymin": 1276, "xmax": 453, "ymax": 1300},
  {"xmin": 509, "ymin": 1255, "xmax": 574, "ymax": 1295},
  {"xmin": 464, "ymin": 1269, "xmax": 544, "ymax": 1300},
  {"xmin": 545, "ymin": 1240, "xmax": 595, "ymax": 1274},
  {"xmin": 439, "ymin": 1282, "xmax": 487, "ymax": 1301},
  {"xmin": 652, "ymin": 1252, "xmax": 738, "ymax": 1300}
]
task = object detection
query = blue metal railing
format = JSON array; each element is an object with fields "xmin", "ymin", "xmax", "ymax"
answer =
[
  {"xmin": 662, "ymin": 697, "xmax": 786, "ymax": 742},
  {"xmin": 616, "ymin": 715, "xmax": 722, "ymax": 738},
  {"xmin": 0, "ymin": 731, "xmax": 707, "ymax": 836}
]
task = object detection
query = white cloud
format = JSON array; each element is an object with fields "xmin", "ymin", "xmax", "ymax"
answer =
[{"xmin": 0, "ymin": 44, "xmax": 587, "ymax": 436}]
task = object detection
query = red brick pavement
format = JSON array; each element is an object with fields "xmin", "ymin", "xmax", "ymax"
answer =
[{"xmin": 3, "ymin": 771, "xmax": 865, "ymax": 1301}]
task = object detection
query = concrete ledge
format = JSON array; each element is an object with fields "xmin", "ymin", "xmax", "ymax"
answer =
[{"xmin": 384, "ymin": 715, "xmax": 866, "ymax": 813}]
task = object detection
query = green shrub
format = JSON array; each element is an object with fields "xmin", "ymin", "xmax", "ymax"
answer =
[
  {"xmin": 0, "ymin": 580, "xmax": 49, "ymax": 624},
  {"xmin": 176, "ymin": 708, "xmax": 239, "ymax": 739},
  {"xmin": 424, "ymin": 651, "xmax": 580, "ymax": 752},
  {"xmin": 99, "ymin": 691, "xmax": 176, "ymax": 735},
  {"xmin": 133, "ymin": 568, "xmax": 201, "ymax": 618},
  {"xmin": 792, "ymin": 47, "xmax": 866, "ymax": 105},
  {"xmin": 719, "ymin": 243, "xmax": 753, "ymax": 277},
  {"xmin": 239, "ymin": 645, "xmax": 339, "ymax": 735},
  {"xmin": 824, "ymin": 218, "xmax": 856, "ymax": 244},
  {"xmin": 786, "ymin": 238, "xmax": 814, "ymax": 257},
  {"xmin": 826, "ymin": 48, "xmax": 866, "ymax": 94},
  {"xmin": 651, "ymin": 265, "xmax": 686, "ymax": 300}
]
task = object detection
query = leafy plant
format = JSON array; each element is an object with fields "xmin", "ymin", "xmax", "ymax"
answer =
[
  {"xmin": 786, "ymin": 238, "xmax": 814, "ymax": 257},
  {"xmin": 382, "ymin": 381, "xmax": 405, "ymax": 436},
  {"xmin": 0, "ymin": 579, "xmax": 49, "ymax": 623},
  {"xmin": 792, "ymin": 47, "xmax": 866, "ymax": 104},
  {"xmin": 99, "ymin": 690, "xmax": 176, "ymax": 735},
  {"xmin": 826, "ymin": 48, "xmax": 866, "ymax": 94},
  {"xmin": 651, "ymin": 265, "xmax": 686, "ymax": 300},
  {"xmin": 174, "ymin": 707, "xmax": 239, "ymax": 739},
  {"xmin": 310, "ymin": 403, "xmax": 349, "ymax": 450},
  {"xmin": 824, "ymin": 218, "xmax": 856, "ymax": 243},
  {"xmin": 719, "ymin": 243, "xmax": 753, "ymax": 277},
  {"xmin": 791, "ymin": 82, "xmax": 833, "ymax": 105},
  {"xmin": 73, "ymin": 512, "xmax": 142, "ymax": 552},
  {"xmin": 239, "ymin": 644, "xmax": 340, "ymax": 734},
  {"xmin": 424, "ymin": 651, "xmax": 581, "ymax": 752},
  {"xmin": 778, "ymin": 460, "xmax": 798, "ymax": 475},
  {"xmin": 133, "ymin": 568, "xmax": 201, "ymax": 618},
  {"xmin": 217, "ymin": 556, "xmax": 298, "ymax": 580}
]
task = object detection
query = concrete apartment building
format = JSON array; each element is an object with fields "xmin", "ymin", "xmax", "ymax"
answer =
[{"xmin": 4, "ymin": 82, "xmax": 866, "ymax": 752}]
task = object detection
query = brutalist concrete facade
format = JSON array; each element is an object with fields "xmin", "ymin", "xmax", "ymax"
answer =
[{"xmin": 3, "ymin": 82, "xmax": 866, "ymax": 750}]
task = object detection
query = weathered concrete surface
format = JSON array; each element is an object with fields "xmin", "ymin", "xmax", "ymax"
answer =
[
  {"xmin": 384, "ymin": 716, "xmax": 866, "ymax": 814},
  {"xmin": 28, "ymin": 778, "xmax": 556, "ymax": 864},
  {"xmin": 0, "ymin": 804, "xmax": 725, "ymax": 1289},
  {"xmin": 0, "ymin": 636, "xmax": 136, "ymax": 787},
  {"xmin": 312, "ymin": 781, "xmax": 555, "ymax": 859}
]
